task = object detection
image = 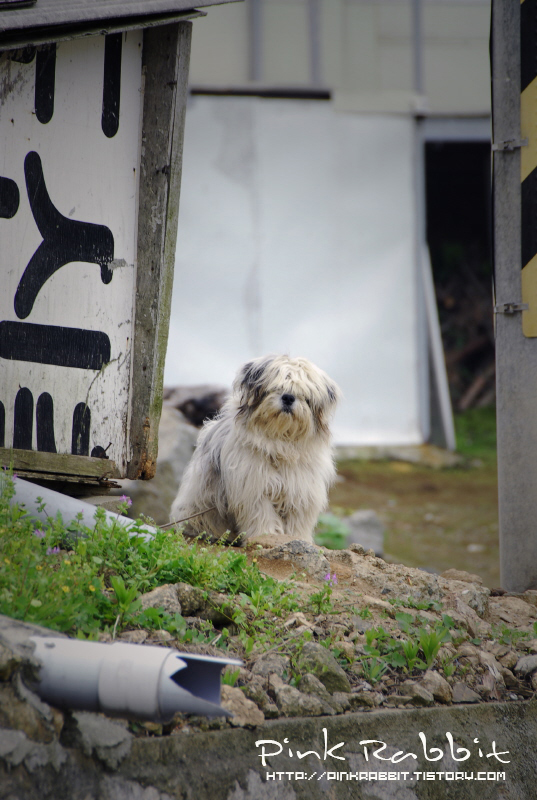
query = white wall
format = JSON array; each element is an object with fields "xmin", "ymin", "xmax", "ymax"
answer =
[{"xmin": 165, "ymin": 96, "xmax": 423, "ymax": 446}]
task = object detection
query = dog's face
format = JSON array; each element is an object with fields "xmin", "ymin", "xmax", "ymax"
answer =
[{"xmin": 233, "ymin": 355, "xmax": 339, "ymax": 441}]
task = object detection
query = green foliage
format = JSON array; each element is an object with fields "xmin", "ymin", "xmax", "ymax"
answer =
[
  {"xmin": 361, "ymin": 657, "xmax": 389, "ymax": 684},
  {"xmin": 308, "ymin": 572, "xmax": 338, "ymax": 616},
  {"xmin": 222, "ymin": 669, "xmax": 240, "ymax": 687},
  {"xmin": 454, "ymin": 407, "xmax": 497, "ymax": 462},
  {"xmin": 314, "ymin": 513, "xmax": 349, "ymax": 550},
  {"xmin": 389, "ymin": 596, "xmax": 443, "ymax": 613},
  {"xmin": 494, "ymin": 624, "xmax": 530, "ymax": 648},
  {"xmin": 0, "ymin": 473, "xmax": 298, "ymax": 646},
  {"xmin": 357, "ymin": 613, "xmax": 458, "ymax": 680}
]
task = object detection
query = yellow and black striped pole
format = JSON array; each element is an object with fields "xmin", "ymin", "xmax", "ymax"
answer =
[{"xmin": 521, "ymin": 0, "xmax": 537, "ymax": 335}]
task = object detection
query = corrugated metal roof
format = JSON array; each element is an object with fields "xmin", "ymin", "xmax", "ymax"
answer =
[{"xmin": 0, "ymin": 0, "xmax": 238, "ymax": 33}]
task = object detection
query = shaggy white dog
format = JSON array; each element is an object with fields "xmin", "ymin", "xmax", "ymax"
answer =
[{"xmin": 170, "ymin": 354, "xmax": 340, "ymax": 542}]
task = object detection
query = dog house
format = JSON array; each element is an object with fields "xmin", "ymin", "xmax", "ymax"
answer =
[{"xmin": 0, "ymin": 0, "xmax": 237, "ymax": 491}]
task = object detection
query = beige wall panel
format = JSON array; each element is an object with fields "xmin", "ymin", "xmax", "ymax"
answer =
[
  {"xmin": 379, "ymin": 43, "xmax": 413, "ymax": 92},
  {"xmin": 424, "ymin": 44, "xmax": 491, "ymax": 113},
  {"xmin": 423, "ymin": 4, "xmax": 490, "ymax": 40},
  {"xmin": 264, "ymin": 2, "xmax": 310, "ymax": 84},
  {"xmin": 320, "ymin": 0, "xmax": 344, "ymax": 88},
  {"xmin": 378, "ymin": 2, "xmax": 412, "ymax": 39},
  {"xmin": 188, "ymin": 3, "xmax": 249, "ymax": 86},
  {"xmin": 341, "ymin": 3, "xmax": 379, "ymax": 92}
]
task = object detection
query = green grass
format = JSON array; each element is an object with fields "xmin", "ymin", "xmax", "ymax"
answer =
[
  {"xmin": 454, "ymin": 406, "xmax": 497, "ymax": 462},
  {"xmin": 0, "ymin": 473, "xmax": 299, "ymax": 648}
]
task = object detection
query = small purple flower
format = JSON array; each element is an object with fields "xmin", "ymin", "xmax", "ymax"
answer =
[
  {"xmin": 324, "ymin": 572, "xmax": 338, "ymax": 586},
  {"xmin": 33, "ymin": 529, "xmax": 46, "ymax": 539},
  {"xmin": 46, "ymin": 546, "xmax": 60, "ymax": 556},
  {"xmin": 120, "ymin": 494, "xmax": 133, "ymax": 507}
]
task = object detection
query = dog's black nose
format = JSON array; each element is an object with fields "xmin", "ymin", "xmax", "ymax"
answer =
[{"xmin": 281, "ymin": 393, "xmax": 295, "ymax": 407}]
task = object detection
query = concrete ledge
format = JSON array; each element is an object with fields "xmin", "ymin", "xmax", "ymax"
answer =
[{"xmin": 2, "ymin": 700, "xmax": 536, "ymax": 799}]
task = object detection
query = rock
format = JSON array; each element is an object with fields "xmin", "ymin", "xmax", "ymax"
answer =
[
  {"xmin": 452, "ymin": 683, "xmax": 481, "ymax": 704},
  {"xmin": 331, "ymin": 691, "xmax": 352, "ymax": 711},
  {"xmin": 345, "ymin": 510, "xmax": 384, "ymax": 556},
  {"xmin": 261, "ymin": 540, "xmax": 331, "ymax": 579},
  {"xmin": 501, "ymin": 668, "xmax": 522, "ymax": 690},
  {"xmin": 0, "ymin": 727, "xmax": 67, "ymax": 773},
  {"xmin": 514, "ymin": 654, "xmax": 537, "ymax": 677},
  {"xmin": 163, "ymin": 384, "xmax": 228, "ymax": 428},
  {"xmin": 349, "ymin": 543, "xmax": 366, "ymax": 555},
  {"xmin": 400, "ymin": 680, "xmax": 434, "ymax": 707},
  {"xmin": 139, "ymin": 584, "xmax": 182, "ymax": 616},
  {"xmin": 272, "ymin": 684, "xmax": 324, "ymax": 717},
  {"xmin": 478, "ymin": 650, "xmax": 504, "ymax": 683},
  {"xmin": 458, "ymin": 583, "xmax": 490, "ymax": 618},
  {"xmin": 337, "ymin": 641, "xmax": 355, "ymax": 661},
  {"xmin": 0, "ymin": 683, "xmax": 62, "ymax": 744},
  {"xmin": 297, "ymin": 673, "xmax": 333, "ymax": 704},
  {"xmin": 283, "ymin": 612, "xmax": 312, "ymax": 630},
  {"xmin": 62, "ymin": 711, "xmax": 132, "ymax": 768},
  {"xmin": 441, "ymin": 568, "xmax": 484, "ymax": 585},
  {"xmin": 323, "ymin": 549, "xmax": 357, "ymax": 568},
  {"xmin": 174, "ymin": 583, "xmax": 205, "ymax": 616},
  {"xmin": 251, "ymin": 653, "xmax": 290, "ymax": 680},
  {"xmin": 0, "ymin": 641, "xmax": 21, "ymax": 681},
  {"xmin": 241, "ymin": 681, "xmax": 279, "ymax": 718},
  {"xmin": 441, "ymin": 581, "xmax": 490, "ymax": 619},
  {"xmin": 449, "ymin": 598, "xmax": 491, "ymax": 637},
  {"xmin": 297, "ymin": 674, "xmax": 339, "ymax": 714},
  {"xmin": 489, "ymin": 596, "xmax": 537, "ymax": 628},
  {"xmin": 220, "ymin": 686, "xmax": 264, "ymax": 728},
  {"xmin": 117, "ymin": 630, "xmax": 148, "ymax": 644},
  {"xmin": 420, "ymin": 670, "xmax": 453, "ymax": 703},
  {"xmin": 384, "ymin": 695, "xmax": 412, "ymax": 707},
  {"xmin": 197, "ymin": 591, "xmax": 235, "ymax": 626},
  {"xmin": 348, "ymin": 691, "xmax": 382, "ymax": 709},
  {"xmin": 113, "ymin": 405, "xmax": 199, "ymax": 525},
  {"xmin": 296, "ymin": 642, "xmax": 351, "ymax": 693},
  {"xmin": 263, "ymin": 703, "xmax": 280, "ymax": 719},
  {"xmin": 457, "ymin": 643, "xmax": 479, "ymax": 657},
  {"xmin": 149, "ymin": 630, "xmax": 174, "ymax": 643},
  {"xmin": 498, "ymin": 651, "xmax": 519, "ymax": 670},
  {"xmin": 172, "ymin": 583, "xmax": 233, "ymax": 625}
]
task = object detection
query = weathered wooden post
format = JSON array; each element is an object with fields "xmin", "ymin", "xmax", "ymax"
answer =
[
  {"xmin": 0, "ymin": 0, "xmax": 237, "ymax": 495},
  {"xmin": 492, "ymin": 0, "xmax": 537, "ymax": 591}
]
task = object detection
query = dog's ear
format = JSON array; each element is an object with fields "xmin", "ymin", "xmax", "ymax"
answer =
[
  {"xmin": 244, "ymin": 358, "xmax": 274, "ymax": 387},
  {"xmin": 326, "ymin": 381, "xmax": 340, "ymax": 406},
  {"xmin": 234, "ymin": 357, "xmax": 271, "ymax": 407}
]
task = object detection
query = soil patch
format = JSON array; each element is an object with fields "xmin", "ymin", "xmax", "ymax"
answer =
[{"xmin": 330, "ymin": 457, "xmax": 499, "ymax": 588}]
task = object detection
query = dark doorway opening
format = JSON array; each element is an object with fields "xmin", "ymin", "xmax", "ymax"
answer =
[{"xmin": 425, "ymin": 141, "xmax": 493, "ymax": 412}]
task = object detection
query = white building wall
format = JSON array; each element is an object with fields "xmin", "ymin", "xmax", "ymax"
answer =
[{"xmin": 165, "ymin": 96, "xmax": 422, "ymax": 445}]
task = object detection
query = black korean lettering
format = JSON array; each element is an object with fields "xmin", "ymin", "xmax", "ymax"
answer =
[{"xmin": 15, "ymin": 151, "xmax": 115, "ymax": 320}]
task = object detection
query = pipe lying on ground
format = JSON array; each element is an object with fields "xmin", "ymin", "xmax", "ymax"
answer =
[
  {"xmin": 31, "ymin": 637, "xmax": 241, "ymax": 721},
  {"xmin": 3, "ymin": 479, "xmax": 241, "ymax": 720},
  {"xmin": 2, "ymin": 474, "xmax": 157, "ymax": 540}
]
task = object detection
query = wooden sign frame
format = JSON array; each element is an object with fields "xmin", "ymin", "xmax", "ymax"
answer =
[{"xmin": 0, "ymin": 19, "xmax": 192, "ymax": 488}]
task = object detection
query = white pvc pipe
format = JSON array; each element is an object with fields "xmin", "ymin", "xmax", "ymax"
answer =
[
  {"xmin": 31, "ymin": 636, "xmax": 241, "ymax": 721},
  {"xmin": 2, "ymin": 474, "xmax": 156, "ymax": 540}
]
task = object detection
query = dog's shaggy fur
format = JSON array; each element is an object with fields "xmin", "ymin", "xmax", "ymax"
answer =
[{"xmin": 170, "ymin": 355, "xmax": 340, "ymax": 543}]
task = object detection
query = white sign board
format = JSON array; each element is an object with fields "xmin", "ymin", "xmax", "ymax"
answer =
[{"xmin": 0, "ymin": 33, "xmax": 142, "ymax": 472}]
